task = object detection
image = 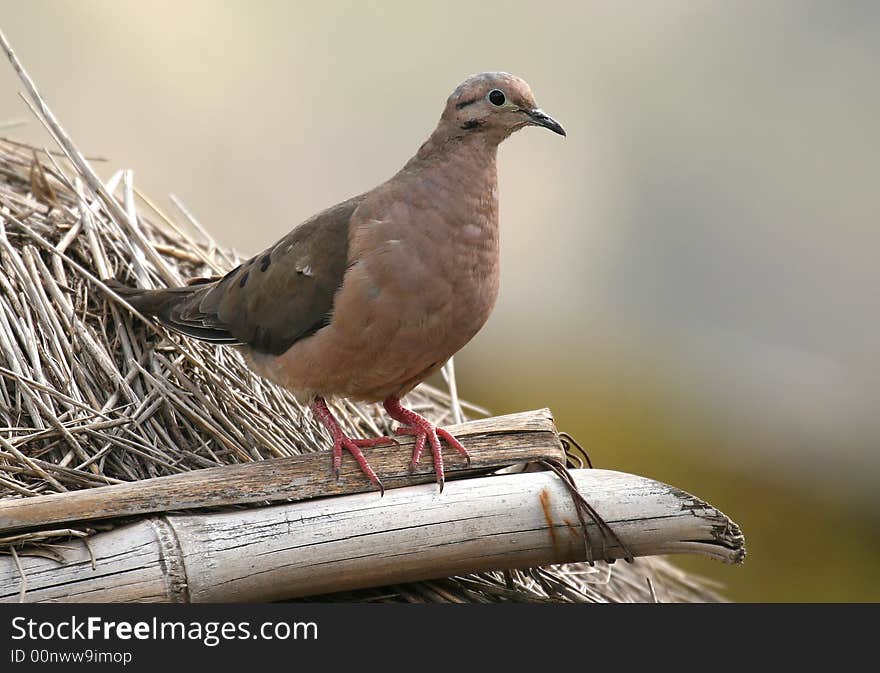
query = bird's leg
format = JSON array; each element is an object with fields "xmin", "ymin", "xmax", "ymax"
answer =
[
  {"xmin": 383, "ymin": 396, "xmax": 470, "ymax": 491},
  {"xmin": 310, "ymin": 397, "xmax": 396, "ymax": 493}
]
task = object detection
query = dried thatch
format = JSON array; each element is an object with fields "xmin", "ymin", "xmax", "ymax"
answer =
[{"xmin": 0, "ymin": 35, "xmax": 725, "ymax": 602}]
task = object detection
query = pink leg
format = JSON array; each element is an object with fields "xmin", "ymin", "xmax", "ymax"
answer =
[
  {"xmin": 310, "ymin": 397, "xmax": 397, "ymax": 494},
  {"xmin": 383, "ymin": 397, "xmax": 470, "ymax": 492}
]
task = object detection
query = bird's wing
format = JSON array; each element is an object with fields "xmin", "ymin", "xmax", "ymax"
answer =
[{"xmin": 199, "ymin": 194, "xmax": 365, "ymax": 355}]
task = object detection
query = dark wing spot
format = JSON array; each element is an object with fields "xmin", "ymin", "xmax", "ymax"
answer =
[
  {"xmin": 260, "ymin": 254, "xmax": 271, "ymax": 272},
  {"xmin": 238, "ymin": 270, "xmax": 249, "ymax": 288},
  {"xmin": 455, "ymin": 97, "xmax": 479, "ymax": 110},
  {"xmin": 461, "ymin": 119, "xmax": 483, "ymax": 131}
]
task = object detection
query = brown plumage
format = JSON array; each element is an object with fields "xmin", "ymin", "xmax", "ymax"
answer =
[{"xmin": 114, "ymin": 72, "xmax": 565, "ymax": 490}]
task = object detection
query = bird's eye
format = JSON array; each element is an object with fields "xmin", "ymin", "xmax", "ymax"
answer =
[{"xmin": 488, "ymin": 89, "xmax": 506, "ymax": 106}]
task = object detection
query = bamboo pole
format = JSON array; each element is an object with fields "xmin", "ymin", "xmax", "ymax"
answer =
[
  {"xmin": 0, "ymin": 468, "xmax": 744, "ymax": 603},
  {"xmin": 0, "ymin": 409, "xmax": 562, "ymax": 535}
]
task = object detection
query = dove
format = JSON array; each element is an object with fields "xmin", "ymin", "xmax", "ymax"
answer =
[{"xmin": 113, "ymin": 72, "xmax": 565, "ymax": 492}]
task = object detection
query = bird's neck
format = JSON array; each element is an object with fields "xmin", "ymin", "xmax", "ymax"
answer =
[{"xmin": 405, "ymin": 129, "xmax": 499, "ymax": 195}]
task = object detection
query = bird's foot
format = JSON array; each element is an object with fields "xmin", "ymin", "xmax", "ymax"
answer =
[
  {"xmin": 383, "ymin": 397, "xmax": 470, "ymax": 492},
  {"xmin": 310, "ymin": 397, "xmax": 396, "ymax": 494},
  {"xmin": 330, "ymin": 434, "xmax": 396, "ymax": 495}
]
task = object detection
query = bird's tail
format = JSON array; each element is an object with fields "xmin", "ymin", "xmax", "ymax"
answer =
[{"xmin": 107, "ymin": 279, "xmax": 239, "ymax": 344}]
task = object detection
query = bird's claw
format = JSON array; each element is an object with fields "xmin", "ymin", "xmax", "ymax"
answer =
[
  {"xmin": 436, "ymin": 428, "xmax": 470, "ymax": 466},
  {"xmin": 330, "ymin": 434, "xmax": 395, "ymax": 496},
  {"xmin": 393, "ymin": 420, "xmax": 470, "ymax": 490}
]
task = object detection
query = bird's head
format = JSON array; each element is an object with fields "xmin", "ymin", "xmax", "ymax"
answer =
[{"xmin": 440, "ymin": 72, "xmax": 566, "ymax": 143}]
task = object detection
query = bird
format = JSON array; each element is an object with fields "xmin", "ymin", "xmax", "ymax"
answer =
[{"xmin": 111, "ymin": 72, "xmax": 566, "ymax": 492}]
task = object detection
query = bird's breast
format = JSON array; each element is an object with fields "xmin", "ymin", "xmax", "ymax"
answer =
[
  {"xmin": 398, "ymin": 168, "xmax": 500, "ymax": 326},
  {"xmin": 277, "ymin": 150, "xmax": 503, "ymax": 400}
]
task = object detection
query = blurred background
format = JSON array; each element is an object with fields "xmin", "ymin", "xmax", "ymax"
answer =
[{"xmin": 1, "ymin": 1, "xmax": 877, "ymax": 601}]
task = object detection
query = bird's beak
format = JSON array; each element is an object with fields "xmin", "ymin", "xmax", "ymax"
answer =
[{"xmin": 526, "ymin": 108, "xmax": 566, "ymax": 136}]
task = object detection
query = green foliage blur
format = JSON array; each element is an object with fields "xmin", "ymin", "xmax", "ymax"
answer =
[{"xmin": 456, "ymin": 350, "xmax": 880, "ymax": 602}]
